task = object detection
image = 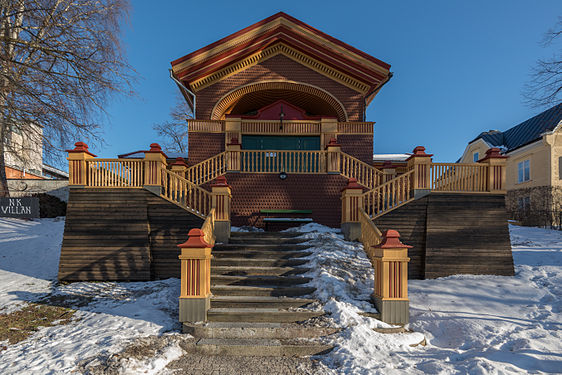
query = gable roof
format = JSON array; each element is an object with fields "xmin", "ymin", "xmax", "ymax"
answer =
[
  {"xmin": 470, "ymin": 103, "xmax": 562, "ymax": 153},
  {"xmin": 170, "ymin": 12, "xmax": 391, "ymax": 99}
]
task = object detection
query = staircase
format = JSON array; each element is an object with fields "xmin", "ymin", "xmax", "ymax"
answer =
[{"xmin": 182, "ymin": 231, "xmax": 336, "ymax": 356}]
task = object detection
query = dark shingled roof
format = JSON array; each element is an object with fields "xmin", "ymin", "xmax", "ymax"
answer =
[{"xmin": 471, "ymin": 103, "xmax": 562, "ymax": 153}]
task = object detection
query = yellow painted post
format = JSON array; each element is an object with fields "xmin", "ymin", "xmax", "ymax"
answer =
[
  {"xmin": 381, "ymin": 160, "xmax": 397, "ymax": 182},
  {"xmin": 143, "ymin": 143, "xmax": 168, "ymax": 195},
  {"xmin": 406, "ymin": 146, "xmax": 433, "ymax": 199},
  {"xmin": 320, "ymin": 117, "xmax": 338, "ymax": 149},
  {"xmin": 372, "ymin": 229, "xmax": 411, "ymax": 325},
  {"xmin": 341, "ymin": 178, "xmax": 364, "ymax": 240},
  {"xmin": 211, "ymin": 175, "xmax": 232, "ymax": 243},
  {"xmin": 178, "ymin": 228, "xmax": 213, "ymax": 323},
  {"xmin": 170, "ymin": 157, "xmax": 188, "ymax": 178},
  {"xmin": 226, "ymin": 137, "xmax": 242, "ymax": 172},
  {"xmin": 66, "ymin": 142, "xmax": 96, "ymax": 187},
  {"xmin": 478, "ymin": 148, "xmax": 508, "ymax": 193},
  {"xmin": 325, "ymin": 137, "xmax": 341, "ymax": 174},
  {"xmin": 225, "ymin": 117, "xmax": 242, "ymax": 148}
]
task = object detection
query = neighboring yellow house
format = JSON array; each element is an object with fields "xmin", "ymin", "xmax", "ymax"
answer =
[{"xmin": 459, "ymin": 103, "xmax": 562, "ymax": 227}]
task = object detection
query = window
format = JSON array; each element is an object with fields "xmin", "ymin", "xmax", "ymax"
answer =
[
  {"xmin": 518, "ymin": 160, "xmax": 530, "ymax": 183},
  {"xmin": 518, "ymin": 196, "xmax": 531, "ymax": 212},
  {"xmin": 559, "ymin": 156, "xmax": 562, "ymax": 180},
  {"xmin": 473, "ymin": 152, "xmax": 479, "ymax": 162}
]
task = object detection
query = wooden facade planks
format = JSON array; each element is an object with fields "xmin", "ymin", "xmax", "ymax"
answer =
[{"xmin": 58, "ymin": 188, "xmax": 203, "ymax": 281}]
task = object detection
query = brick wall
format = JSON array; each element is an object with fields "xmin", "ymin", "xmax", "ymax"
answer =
[
  {"xmin": 187, "ymin": 133, "xmax": 224, "ymax": 165},
  {"xmin": 196, "ymin": 54, "xmax": 364, "ymax": 121},
  {"xmin": 225, "ymin": 172, "xmax": 348, "ymax": 228},
  {"xmin": 338, "ymin": 134, "xmax": 374, "ymax": 164}
]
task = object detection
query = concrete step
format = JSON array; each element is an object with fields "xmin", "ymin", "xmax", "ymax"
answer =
[
  {"xmin": 210, "ymin": 296, "xmax": 316, "ymax": 309},
  {"xmin": 212, "ymin": 250, "xmax": 312, "ymax": 259},
  {"xmin": 183, "ymin": 322, "xmax": 338, "ymax": 339},
  {"xmin": 211, "ymin": 275, "xmax": 311, "ymax": 286},
  {"xmin": 211, "ymin": 285, "xmax": 316, "ymax": 297},
  {"xmin": 207, "ymin": 308, "xmax": 324, "ymax": 323},
  {"xmin": 212, "ymin": 258, "xmax": 309, "ymax": 267},
  {"xmin": 181, "ymin": 338, "xmax": 333, "ymax": 357},
  {"xmin": 213, "ymin": 244, "xmax": 311, "ymax": 251},
  {"xmin": 211, "ymin": 266, "xmax": 310, "ymax": 276}
]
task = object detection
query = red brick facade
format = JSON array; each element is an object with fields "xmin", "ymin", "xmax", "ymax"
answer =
[
  {"xmin": 225, "ymin": 173, "xmax": 348, "ymax": 228},
  {"xmin": 187, "ymin": 133, "xmax": 225, "ymax": 165},
  {"xmin": 338, "ymin": 134, "xmax": 374, "ymax": 164},
  {"xmin": 196, "ymin": 55, "xmax": 365, "ymax": 121}
]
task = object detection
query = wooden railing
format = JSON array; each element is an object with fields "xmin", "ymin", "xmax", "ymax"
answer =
[
  {"xmin": 337, "ymin": 122, "xmax": 374, "ymax": 134},
  {"xmin": 86, "ymin": 159, "xmax": 144, "ymax": 188},
  {"xmin": 187, "ymin": 119, "xmax": 225, "ymax": 133},
  {"xmin": 430, "ymin": 163, "xmax": 489, "ymax": 192},
  {"xmin": 339, "ymin": 152, "xmax": 383, "ymax": 190},
  {"xmin": 161, "ymin": 168, "xmax": 212, "ymax": 218},
  {"xmin": 200, "ymin": 208, "xmax": 216, "ymax": 246},
  {"xmin": 239, "ymin": 150, "xmax": 326, "ymax": 173},
  {"xmin": 185, "ymin": 152, "xmax": 227, "ymax": 185},
  {"xmin": 363, "ymin": 170, "xmax": 414, "ymax": 218},
  {"xmin": 359, "ymin": 208, "xmax": 382, "ymax": 261},
  {"xmin": 241, "ymin": 120, "xmax": 321, "ymax": 134}
]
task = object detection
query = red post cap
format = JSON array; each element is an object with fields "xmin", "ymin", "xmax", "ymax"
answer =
[
  {"xmin": 177, "ymin": 228, "xmax": 211, "ymax": 248},
  {"xmin": 149, "ymin": 143, "xmax": 162, "ymax": 152},
  {"xmin": 382, "ymin": 160, "xmax": 394, "ymax": 169},
  {"xmin": 228, "ymin": 137, "xmax": 240, "ymax": 146},
  {"xmin": 406, "ymin": 146, "xmax": 433, "ymax": 160},
  {"xmin": 66, "ymin": 141, "xmax": 97, "ymax": 156},
  {"xmin": 343, "ymin": 178, "xmax": 363, "ymax": 191},
  {"xmin": 171, "ymin": 157, "xmax": 188, "ymax": 167},
  {"xmin": 375, "ymin": 229, "xmax": 413, "ymax": 249},
  {"xmin": 211, "ymin": 175, "xmax": 230, "ymax": 188}
]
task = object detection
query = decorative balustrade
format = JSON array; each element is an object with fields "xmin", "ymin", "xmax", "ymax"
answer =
[
  {"xmin": 339, "ymin": 152, "xmax": 383, "ymax": 190},
  {"xmin": 187, "ymin": 119, "xmax": 225, "ymax": 133},
  {"xmin": 337, "ymin": 121, "xmax": 374, "ymax": 134},
  {"xmin": 359, "ymin": 208, "xmax": 382, "ymax": 260},
  {"xmin": 429, "ymin": 163, "xmax": 489, "ymax": 192},
  {"xmin": 363, "ymin": 170, "xmax": 414, "ymax": 218},
  {"xmin": 241, "ymin": 120, "xmax": 321, "ymax": 134},
  {"xmin": 200, "ymin": 208, "xmax": 216, "ymax": 247},
  {"xmin": 238, "ymin": 150, "xmax": 326, "ymax": 173},
  {"xmin": 86, "ymin": 159, "xmax": 145, "ymax": 188},
  {"xmin": 161, "ymin": 167, "xmax": 212, "ymax": 218},
  {"xmin": 185, "ymin": 152, "xmax": 227, "ymax": 185}
]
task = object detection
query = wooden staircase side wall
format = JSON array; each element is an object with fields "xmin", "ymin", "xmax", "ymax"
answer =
[
  {"xmin": 424, "ymin": 194, "xmax": 514, "ymax": 279},
  {"xmin": 58, "ymin": 188, "xmax": 203, "ymax": 282}
]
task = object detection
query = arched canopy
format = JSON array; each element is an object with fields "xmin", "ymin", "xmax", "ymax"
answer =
[{"xmin": 212, "ymin": 81, "xmax": 348, "ymax": 121}]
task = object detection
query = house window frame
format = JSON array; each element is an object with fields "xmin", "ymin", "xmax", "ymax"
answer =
[
  {"xmin": 473, "ymin": 152, "xmax": 479, "ymax": 163},
  {"xmin": 517, "ymin": 159, "xmax": 530, "ymax": 183}
]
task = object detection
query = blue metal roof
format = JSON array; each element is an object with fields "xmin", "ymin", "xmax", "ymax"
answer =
[{"xmin": 471, "ymin": 103, "xmax": 562, "ymax": 152}]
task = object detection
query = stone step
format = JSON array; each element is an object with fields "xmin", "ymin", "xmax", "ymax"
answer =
[
  {"xmin": 228, "ymin": 237, "xmax": 307, "ymax": 245},
  {"xmin": 211, "ymin": 266, "xmax": 310, "ymax": 276},
  {"xmin": 230, "ymin": 232, "xmax": 304, "ymax": 238},
  {"xmin": 212, "ymin": 258, "xmax": 309, "ymax": 267},
  {"xmin": 214, "ymin": 243, "xmax": 311, "ymax": 251},
  {"xmin": 183, "ymin": 322, "xmax": 338, "ymax": 339},
  {"xmin": 181, "ymin": 338, "xmax": 333, "ymax": 357},
  {"xmin": 212, "ymin": 250, "xmax": 312, "ymax": 260},
  {"xmin": 211, "ymin": 285, "xmax": 316, "ymax": 297},
  {"xmin": 210, "ymin": 296, "xmax": 316, "ymax": 309},
  {"xmin": 211, "ymin": 275, "xmax": 311, "ymax": 286},
  {"xmin": 207, "ymin": 308, "xmax": 324, "ymax": 323}
]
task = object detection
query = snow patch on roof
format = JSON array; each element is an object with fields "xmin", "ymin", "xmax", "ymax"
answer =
[{"xmin": 373, "ymin": 153, "xmax": 409, "ymax": 161}]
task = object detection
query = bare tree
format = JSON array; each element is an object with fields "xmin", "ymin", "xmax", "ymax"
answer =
[
  {"xmin": 0, "ymin": 0, "xmax": 134, "ymax": 196},
  {"xmin": 524, "ymin": 17, "xmax": 562, "ymax": 108},
  {"xmin": 153, "ymin": 94, "xmax": 191, "ymax": 154}
]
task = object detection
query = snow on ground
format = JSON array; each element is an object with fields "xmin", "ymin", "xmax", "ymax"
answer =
[
  {"xmin": 1, "ymin": 218, "xmax": 561, "ymax": 374},
  {"xmin": 0, "ymin": 218, "xmax": 185, "ymax": 374}
]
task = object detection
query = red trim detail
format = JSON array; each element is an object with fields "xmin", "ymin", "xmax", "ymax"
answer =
[
  {"xmin": 211, "ymin": 175, "xmax": 230, "ymax": 188},
  {"xmin": 171, "ymin": 12, "xmax": 390, "ymax": 70},
  {"xmin": 66, "ymin": 142, "xmax": 97, "ymax": 157},
  {"xmin": 342, "ymin": 178, "xmax": 363, "ymax": 191},
  {"xmin": 374, "ymin": 230, "xmax": 413, "ymax": 249},
  {"xmin": 178, "ymin": 228, "xmax": 212, "ymax": 248},
  {"xmin": 170, "ymin": 157, "xmax": 188, "ymax": 167},
  {"xmin": 477, "ymin": 147, "xmax": 508, "ymax": 162}
]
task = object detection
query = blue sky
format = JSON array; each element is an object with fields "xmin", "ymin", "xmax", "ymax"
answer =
[{"xmin": 99, "ymin": 0, "xmax": 561, "ymax": 162}]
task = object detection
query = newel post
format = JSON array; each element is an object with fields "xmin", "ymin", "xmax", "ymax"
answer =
[
  {"xmin": 372, "ymin": 230, "xmax": 411, "ymax": 325},
  {"xmin": 381, "ymin": 160, "xmax": 397, "ymax": 182},
  {"xmin": 325, "ymin": 137, "xmax": 341, "ymax": 174},
  {"xmin": 478, "ymin": 148, "xmax": 508, "ymax": 193},
  {"xmin": 66, "ymin": 142, "xmax": 96, "ymax": 187},
  {"xmin": 211, "ymin": 176, "xmax": 232, "ymax": 243},
  {"xmin": 178, "ymin": 228, "xmax": 213, "ymax": 323},
  {"xmin": 341, "ymin": 178, "xmax": 364, "ymax": 241},
  {"xmin": 406, "ymin": 146, "xmax": 433, "ymax": 199},
  {"xmin": 170, "ymin": 157, "xmax": 188, "ymax": 178},
  {"xmin": 226, "ymin": 137, "xmax": 241, "ymax": 172},
  {"xmin": 143, "ymin": 143, "xmax": 168, "ymax": 195}
]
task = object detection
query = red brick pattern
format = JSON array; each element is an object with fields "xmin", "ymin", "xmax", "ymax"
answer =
[
  {"xmin": 225, "ymin": 172, "xmax": 348, "ymax": 228},
  {"xmin": 196, "ymin": 55, "xmax": 365, "ymax": 121},
  {"xmin": 338, "ymin": 134, "xmax": 374, "ymax": 164},
  {"xmin": 188, "ymin": 133, "xmax": 225, "ymax": 165}
]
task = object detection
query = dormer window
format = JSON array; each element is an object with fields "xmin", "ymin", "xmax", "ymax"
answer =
[{"xmin": 473, "ymin": 152, "xmax": 479, "ymax": 162}]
